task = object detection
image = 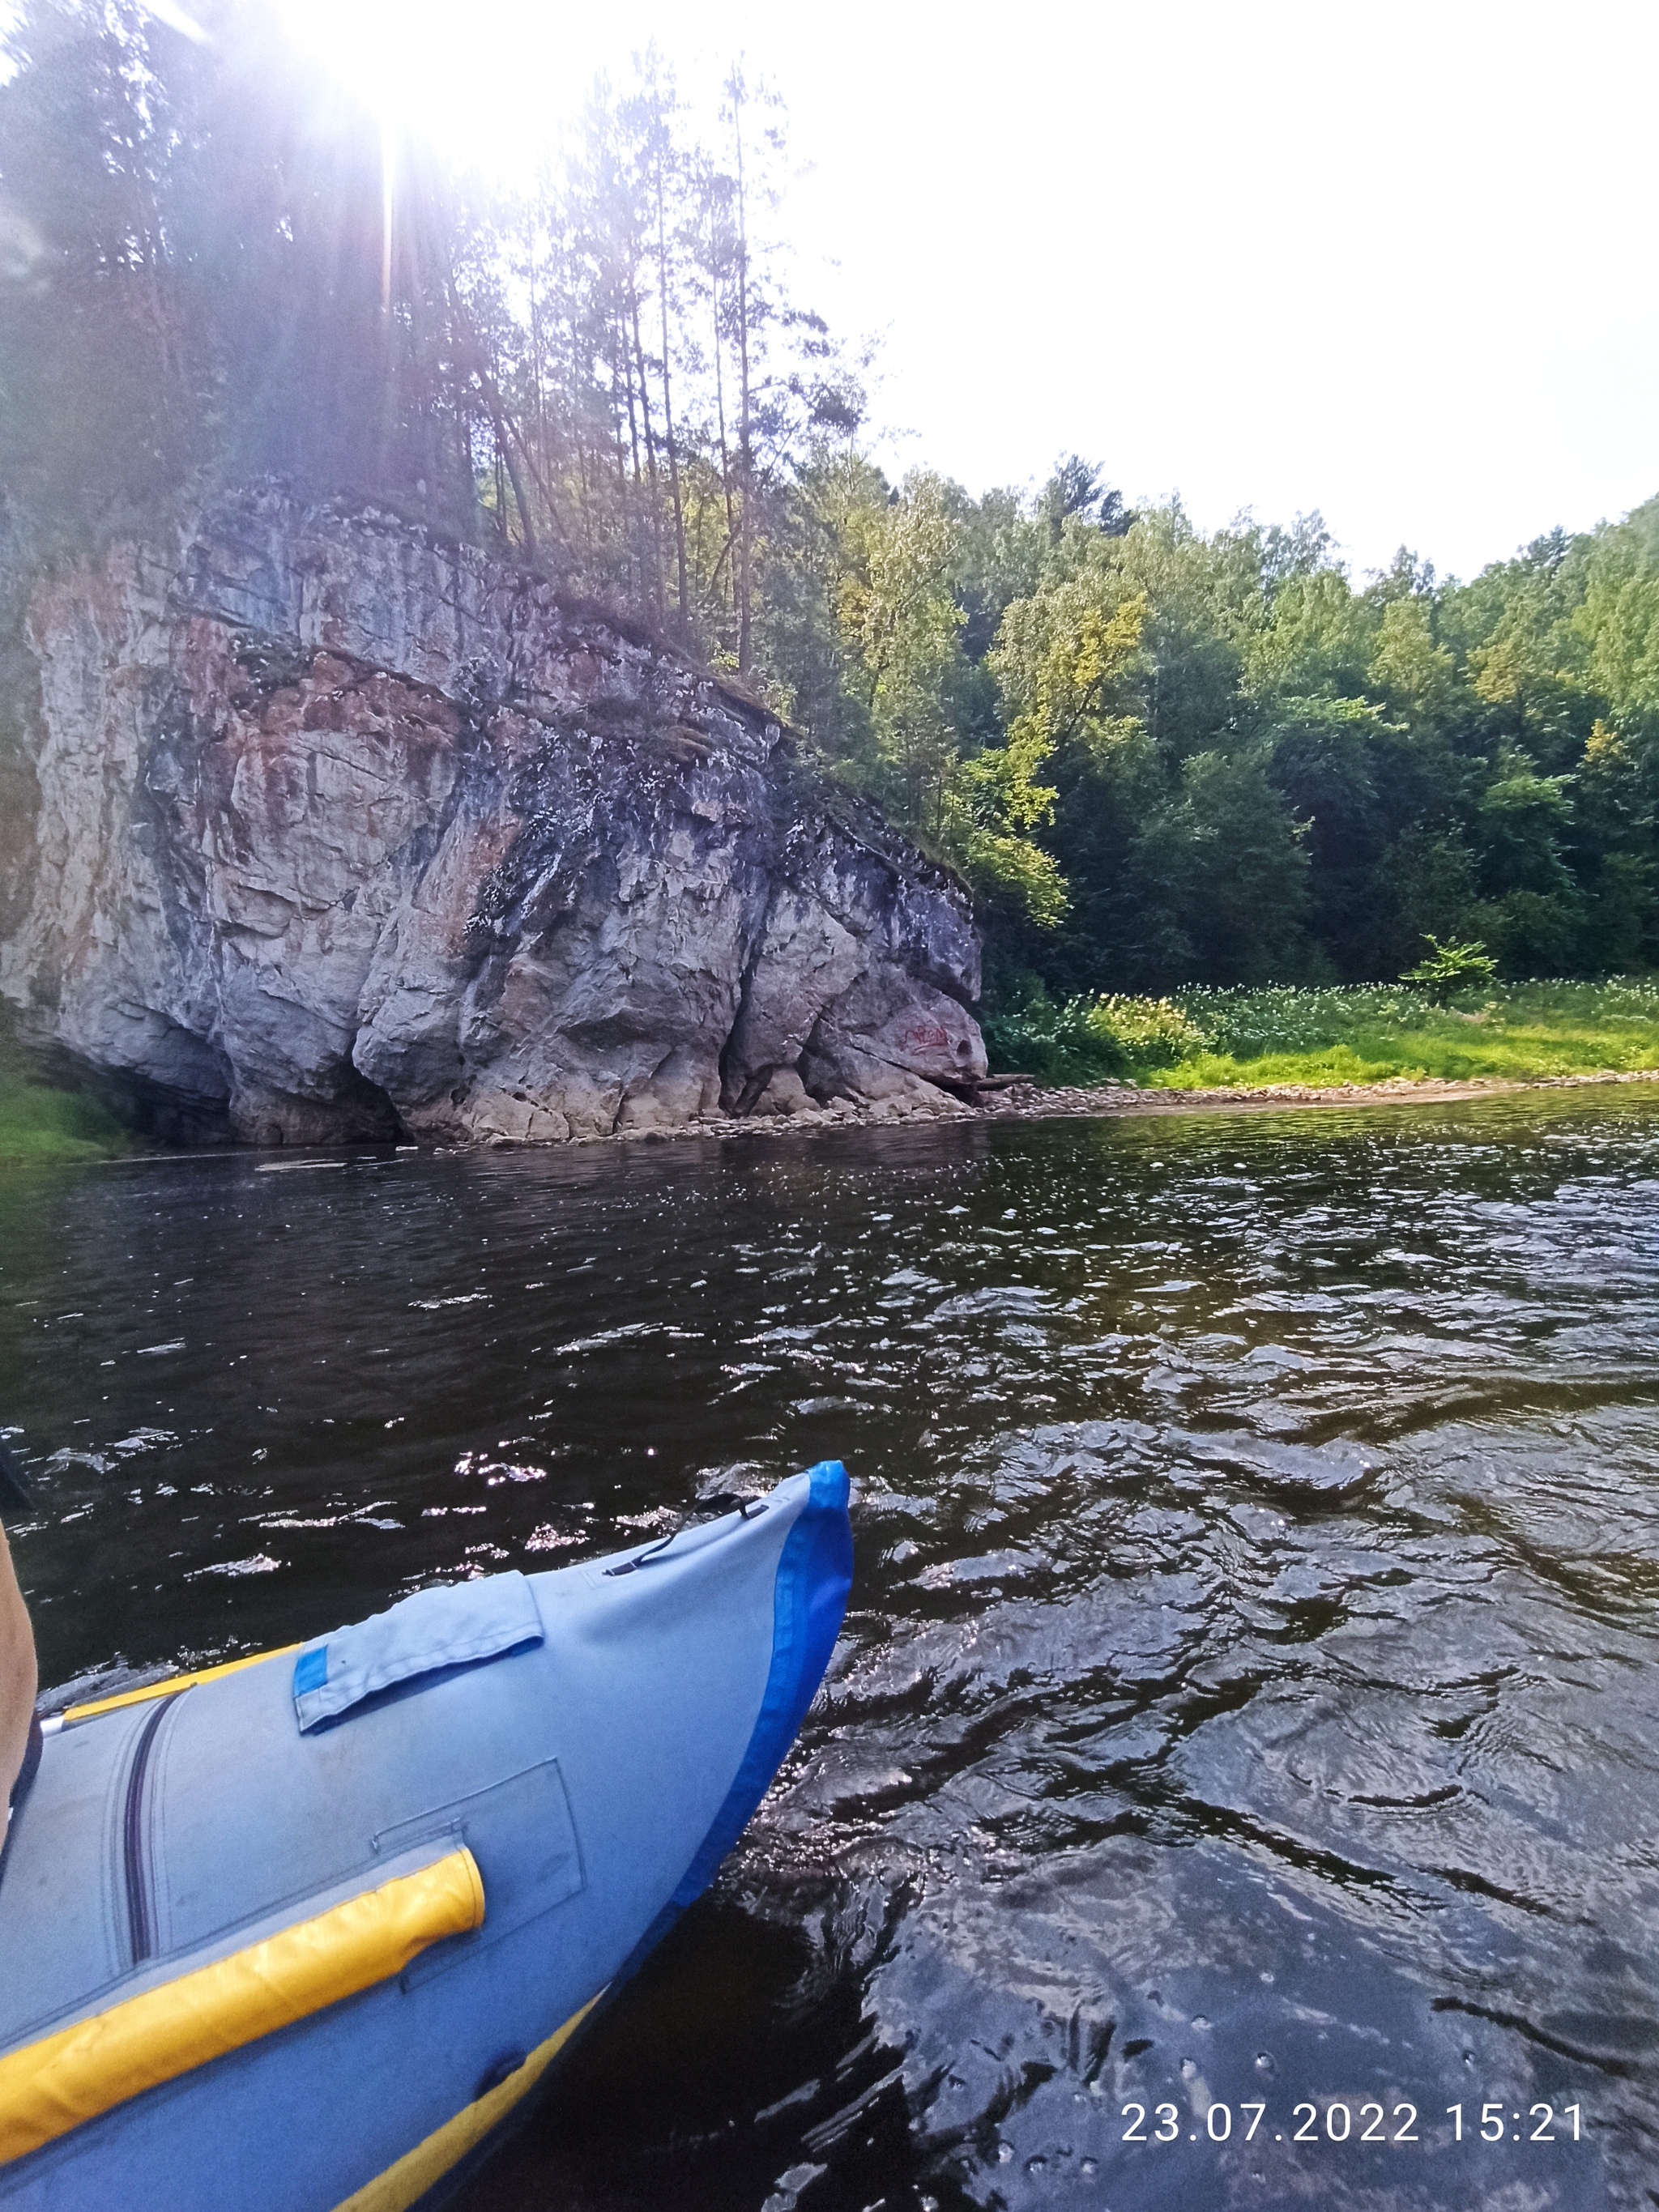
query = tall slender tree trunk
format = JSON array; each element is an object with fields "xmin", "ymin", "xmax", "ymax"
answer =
[
  {"xmin": 731, "ymin": 71, "xmax": 754, "ymax": 672},
  {"xmin": 575, "ymin": 332, "xmax": 599, "ymax": 565},
  {"xmin": 441, "ymin": 261, "xmax": 538, "ymax": 559},
  {"xmin": 527, "ymin": 232, "xmax": 550, "ymax": 514},
  {"xmin": 610, "ymin": 318, "xmax": 633, "ymax": 591},
  {"xmin": 629, "ymin": 286, "xmax": 667, "ymax": 620},
  {"xmin": 655, "ymin": 171, "xmax": 690, "ymax": 632},
  {"xmin": 710, "ymin": 258, "xmax": 737, "ymax": 634},
  {"xmin": 493, "ymin": 408, "xmax": 539, "ymax": 558},
  {"xmin": 616, "ymin": 296, "xmax": 647, "ymax": 603}
]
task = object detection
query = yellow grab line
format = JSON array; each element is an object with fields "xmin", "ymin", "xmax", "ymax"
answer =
[
  {"xmin": 331, "ymin": 1993, "xmax": 603, "ymax": 2212},
  {"xmin": 0, "ymin": 1849, "xmax": 486, "ymax": 2165},
  {"xmin": 60, "ymin": 1643, "xmax": 304, "ymax": 1725}
]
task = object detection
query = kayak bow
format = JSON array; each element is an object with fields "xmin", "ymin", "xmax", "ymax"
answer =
[{"xmin": 0, "ymin": 1461, "xmax": 852, "ymax": 2210}]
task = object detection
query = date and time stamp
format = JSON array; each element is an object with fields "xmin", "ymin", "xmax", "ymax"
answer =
[{"xmin": 1118, "ymin": 2098, "xmax": 1586, "ymax": 2152}]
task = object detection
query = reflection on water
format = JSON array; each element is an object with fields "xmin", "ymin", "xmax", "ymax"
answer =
[{"xmin": 4, "ymin": 1095, "xmax": 1659, "ymax": 2210}]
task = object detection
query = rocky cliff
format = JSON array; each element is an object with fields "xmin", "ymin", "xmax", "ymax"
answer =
[{"xmin": 0, "ymin": 491, "xmax": 985, "ymax": 1144}]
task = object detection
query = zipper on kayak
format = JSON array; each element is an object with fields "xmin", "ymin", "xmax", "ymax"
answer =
[{"xmin": 123, "ymin": 1692, "xmax": 185, "ymax": 1965}]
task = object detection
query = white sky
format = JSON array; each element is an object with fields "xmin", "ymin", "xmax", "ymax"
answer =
[{"xmin": 151, "ymin": 0, "xmax": 1659, "ymax": 578}]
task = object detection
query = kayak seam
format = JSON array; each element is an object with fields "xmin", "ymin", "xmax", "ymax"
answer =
[{"xmin": 122, "ymin": 1694, "xmax": 180, "ymax": 1968}]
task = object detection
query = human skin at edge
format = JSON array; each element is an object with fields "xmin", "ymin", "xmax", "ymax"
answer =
[{"xmin": 0, "ymin": 1520, "xmax": 36, "ymax": 1806}]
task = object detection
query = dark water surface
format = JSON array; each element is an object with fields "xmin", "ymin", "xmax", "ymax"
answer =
[{"xmin": 4, "ymin": 1097, "xmax": 1659, "ymax": 2211}]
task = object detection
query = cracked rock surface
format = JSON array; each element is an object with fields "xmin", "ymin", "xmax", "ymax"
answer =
[{"xmin": 0, "ymin": 489, "xmax": 985, "ymax": 1144}]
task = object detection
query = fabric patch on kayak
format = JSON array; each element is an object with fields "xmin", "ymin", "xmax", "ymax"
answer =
[
  {"xmin": 373, "ymin": 1758, "xmax": 586, "ymax": 1985},
  {"xmin": 292, "ymin": 1574, "xmax": 544, "ymax": 1733}
]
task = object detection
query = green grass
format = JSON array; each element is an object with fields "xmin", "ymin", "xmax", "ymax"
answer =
[
  {"xmin": 983, "ymin": 978, "xmax": 1659, "ymax": 1092},
  {"xmin": 0, "ymin": 1046, "xmax": 133, "ymax": 1165}
]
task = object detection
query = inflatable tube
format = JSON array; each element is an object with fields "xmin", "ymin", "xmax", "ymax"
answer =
[{"xmin": 0, "ymin": 1461, "xmax": 853, "ymax": 2210}]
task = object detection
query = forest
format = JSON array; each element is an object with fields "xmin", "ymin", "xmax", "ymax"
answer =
[{"xmin": 3, "ymin": 0, "xmax": 1658, "ymax": 1008}]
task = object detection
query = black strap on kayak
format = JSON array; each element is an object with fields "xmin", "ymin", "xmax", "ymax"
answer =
[
  {"xmin": 0, "ymin": 1437, "xmax": 34, "ymax": 1516},
  {"xmin": 603, "ymin": 1528, "xmax": 680, "ymax": 1576},
  {"xmin": 603, "ymin": 1494, "xmax": 770, "ymax": 1575},
  {"xmin": 0, "ymin": 1714, "xmax": 45, "ymax": 1894},
  {"xmin": 9, "ymin": 1715, "xmax": 43, "ymax": 1819},
  {"xmin": 0, "ymin": 1439, "xmax": 37, "ymax": 1900}
]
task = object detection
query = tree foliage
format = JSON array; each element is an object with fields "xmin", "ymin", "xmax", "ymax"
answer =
[{"xmin": 4, "ymin": 2, "xmax": 1659, "ymax": 994}]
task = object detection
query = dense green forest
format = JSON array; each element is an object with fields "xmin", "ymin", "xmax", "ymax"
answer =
[{"xmin": 3, "ymin": 0, "xmax": 1657, "ymax": 1003}]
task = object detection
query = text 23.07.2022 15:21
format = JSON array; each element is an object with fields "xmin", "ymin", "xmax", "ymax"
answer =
[{"xmin": 1120, "ymin": 2101, "xmax": 1584, "ymax": 2146}]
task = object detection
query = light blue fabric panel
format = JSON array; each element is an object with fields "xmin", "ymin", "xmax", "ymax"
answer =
[
  {"xmin": 292, "ymin": 1571, "xmax": 544, "ymax": 1733},
  {"xmin": 0, "ymin": 1701, "xmax": 154, "ymax": 2046}
]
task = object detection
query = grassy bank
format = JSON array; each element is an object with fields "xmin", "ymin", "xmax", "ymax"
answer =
[
  {"xmin": 983, "ymin": 978, "xmax": 1659, "ymax": 1091},
  {"xmin": 0, "ymin": 1042, "xmax": 132, "ymax": 1166}
]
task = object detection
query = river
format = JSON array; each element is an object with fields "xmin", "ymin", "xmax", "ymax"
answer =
[{"xmin": 3, "ymin": 1095, "xmax": 1657, "ymax": 2210}]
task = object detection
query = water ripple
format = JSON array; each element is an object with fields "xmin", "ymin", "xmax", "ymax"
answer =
[{"xmin": 3, "ymin": 1092, "xmax": 1659, "ymax": 2206}]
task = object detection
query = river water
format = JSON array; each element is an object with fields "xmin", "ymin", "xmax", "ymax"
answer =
[{"xmin": 3, "ymin": 1096, "xmax": 1658, "ymax": 2210}]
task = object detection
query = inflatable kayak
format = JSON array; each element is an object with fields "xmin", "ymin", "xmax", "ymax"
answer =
[{"xmin": 0, "ymin": 1460, "xmax": 851, "ymax": 2210}]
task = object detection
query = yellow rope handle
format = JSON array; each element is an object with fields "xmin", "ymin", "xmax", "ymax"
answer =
[{"xmin": 0, "ymin": 1848, "xmax": 485, "ymax": 2164}]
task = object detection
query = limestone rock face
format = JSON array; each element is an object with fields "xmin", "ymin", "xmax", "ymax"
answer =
[{"xmin": 0, "ymin": 492, "xmax": 985, "ymax": 1143}]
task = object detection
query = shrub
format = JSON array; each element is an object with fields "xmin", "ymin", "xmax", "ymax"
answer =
[
  {"xmin": 981, "ymin": 991, "xmax": 1202, "ymax": 1082},
  {"xmin": 1400, "ymin": 935, "xmax": 1499, "ymax": 1003}
]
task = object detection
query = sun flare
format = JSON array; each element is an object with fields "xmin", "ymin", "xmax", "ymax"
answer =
[{"xmin": 271, "ymin": 0, "xmax": 458, "ymax": 137}]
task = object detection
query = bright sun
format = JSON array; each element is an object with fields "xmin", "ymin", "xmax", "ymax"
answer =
[
  {"xmin": 262, "ymin": 0, "xmax": 736, "ymax": 181},
  {"xmin": 271, "ymin": 0, "xmax": 475, "ymax": 141}
]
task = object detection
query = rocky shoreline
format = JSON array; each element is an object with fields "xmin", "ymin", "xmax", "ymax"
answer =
[
  {"xmin": 70, "ymin": 1062, "xmax": 1659, "ymax": 1167},
  {"xmin": 476, "ymin": 1061, "xmax": 1659, "ymax": 1150}
]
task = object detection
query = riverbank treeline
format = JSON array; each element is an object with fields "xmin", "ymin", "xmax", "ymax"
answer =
[{"xmin": 3, "ymin": 2, "xmax": 1658, "ymax": 1002}]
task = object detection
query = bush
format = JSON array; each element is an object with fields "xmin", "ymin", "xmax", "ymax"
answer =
[
  {"xmin": 1400, "ymin": 935, "xmax": 1499, "ymax": 1003},
  {"xmin": 981, "ymin": 991, "xmax": 1202, "ymax": 1082}
]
